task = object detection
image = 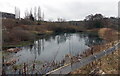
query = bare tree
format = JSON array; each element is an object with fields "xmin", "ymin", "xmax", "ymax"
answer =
[
  {"xmin": 24, "ymin": 10, "xmax": 27, "ymax": 19},
  {"xmin": 15, "ymin": 7, "xmax": 17, "ymax": 19},
  {"xmin": 34, "ymin": 7, "xmax": 37, "ymax": 20},
  {"xmin": 15, "ymin": 7, "xmax": 20, "ymax": 19},
  {"xmin": 24, "ymin": 6, "xmax": 44, "ymax": 22},
  {"xmin": 85, "ymin": 14, "xmax": 93, "ymax": 21},
  {"xmin": 24, "ymin": 9, "xmax": 30, "ymax": 19},
  {"xmin": 42, "ymin": 12, "xmax": 44, "ymax": 21},
  {"xmin": 18, "ymin": 9, "xmax": 20, "ymax": 19},
  {"xmin": 57, "ymin": 18, "xmax": 65, "ymax": 22},
  {"xmin": 38, "ymin": 6, "xmax": 41, "ymax": 21},
  {"xmin": 30, "ymin": 8, "xmax": 32, "ymax": 16},
  {"xmin": 29, "ymin": 8, "xmax": 34, "ymax": 21}
]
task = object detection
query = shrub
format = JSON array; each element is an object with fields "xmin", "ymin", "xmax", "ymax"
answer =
[
  {"xmin": 3, "ymin": 27, "xmax": 35, "ymax": 44},
  {"xmin": 11, "ymin": 27, "xmax": 35, "ymax": 41},
  {"xmin": 98, "ymin": 28, "xmax": 118, "ymax": 42},
  {"xmin": 3, "ymin": 30, "xmax": 14, "ymax": 42}
]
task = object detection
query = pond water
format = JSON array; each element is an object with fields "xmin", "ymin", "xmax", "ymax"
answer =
[
  {"xmin": 14, "ymin": 33, "xmax": 103, "ymax": 63},
  {"xmin": 4, "ymin": 32, "xmax": 104, "ymax": 74}
]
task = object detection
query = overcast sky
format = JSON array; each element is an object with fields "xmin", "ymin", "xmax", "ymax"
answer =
[{"xmin": 0, "ymin": 0, "xmax": 119, "ymax": 21}]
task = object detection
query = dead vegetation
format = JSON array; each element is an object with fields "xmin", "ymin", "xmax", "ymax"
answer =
[
  {"xmin": 70, "ymin": 28, "xmax": 119, "ymax": 74},
  {"xmin": 3, "ymin": 58, "xmax": 18, "ymax": 66},
  {"xmin": 71, "ymin": 47, "xmax": 119, "ymax": 74},
  {"xmin": 98, "ymin": 28, "xmax": 118, "ymax": 42},
  {"xmin": 7, "ymin": 48, "xmax": 22, "ymax": 53}
]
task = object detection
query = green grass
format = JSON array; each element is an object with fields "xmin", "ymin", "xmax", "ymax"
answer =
[{"xmin": 3, "ymin": 41, "xmax": 34, "ymax": 49}]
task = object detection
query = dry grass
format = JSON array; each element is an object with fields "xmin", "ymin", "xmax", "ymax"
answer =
[
  {"xmin": 70, "ymin": 28, "xmax": 120, "ymax": 74},
  {"xmin": 70, "ymin": 41, "xmax": 119, "ymax": 74},
  {"xmin": 98, "ymin": 28, "xmax": 118, "ymax": 42}
]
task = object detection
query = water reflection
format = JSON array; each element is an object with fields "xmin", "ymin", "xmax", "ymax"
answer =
[
  {"xmin": 15, "ymin": 33, "xmax": 104, "ymax": 64},
  {"xmin": 84, "ymin": 34, "xmax": 104, "ymax": 47}
]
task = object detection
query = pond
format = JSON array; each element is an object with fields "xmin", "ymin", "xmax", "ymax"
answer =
[{"xmin": 3, "ymin": 32, "xmax": 104, "ymax": 74}]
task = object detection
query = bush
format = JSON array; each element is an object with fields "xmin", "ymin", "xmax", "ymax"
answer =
[
  {"xmin": 3, "ymin": 27, "xmax": 35, "ymax": 44},
  {"xmin": 45, "ymin": 23, "xmax": 80, "ymax": 33},
  {"xmin": 3, "ymin": 30, "xmax": 14, "ymax": 42},
  {"xmin": 2, "ymin": 19, "xmax": 17, "ymax": 29},
  {"xmin": 11, "ymin": 27, "xmax": 35, "ymax": 41},
  {"xmin": 98, "ymin": 28, "xmax": 118, "ymax": 42}
]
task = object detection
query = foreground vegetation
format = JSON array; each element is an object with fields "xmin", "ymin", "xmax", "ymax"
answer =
[
  {"xmin": 70, "ymin": 28, "xmax": 120, "ymax": 74},
  {"xmin": 71, "ymin": 43, "xmax": 119, "ymax": 74}
]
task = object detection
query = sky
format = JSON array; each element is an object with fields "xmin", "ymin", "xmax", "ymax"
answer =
[
  {"xmin": 119, "ymin": 1, "xmax": 120, "ymax": 17},
  {"xmin": 0, "ymin": 0, "xmax": 119, "ymax": 21}
]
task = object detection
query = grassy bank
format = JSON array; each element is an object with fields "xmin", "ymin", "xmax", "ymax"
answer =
[
  {"xmin": 71, "ymin": 44, "xmax": 119, "ymax": 74},
  {"xmin": 70, "ymin": 28, "xmax": 120, "ymax": 74},
  {"xmin": 3, "ymin": 41, "xmax": 34, "ymax": 49}
]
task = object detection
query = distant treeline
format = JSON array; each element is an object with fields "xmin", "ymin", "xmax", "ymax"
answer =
[
  {"xmin": 14, "ymin": 6, "xmax": 119, "ymax": 31},
  {"xmin": 67, "ymin": 14, "xmax": 119, "ymax": 31}
]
